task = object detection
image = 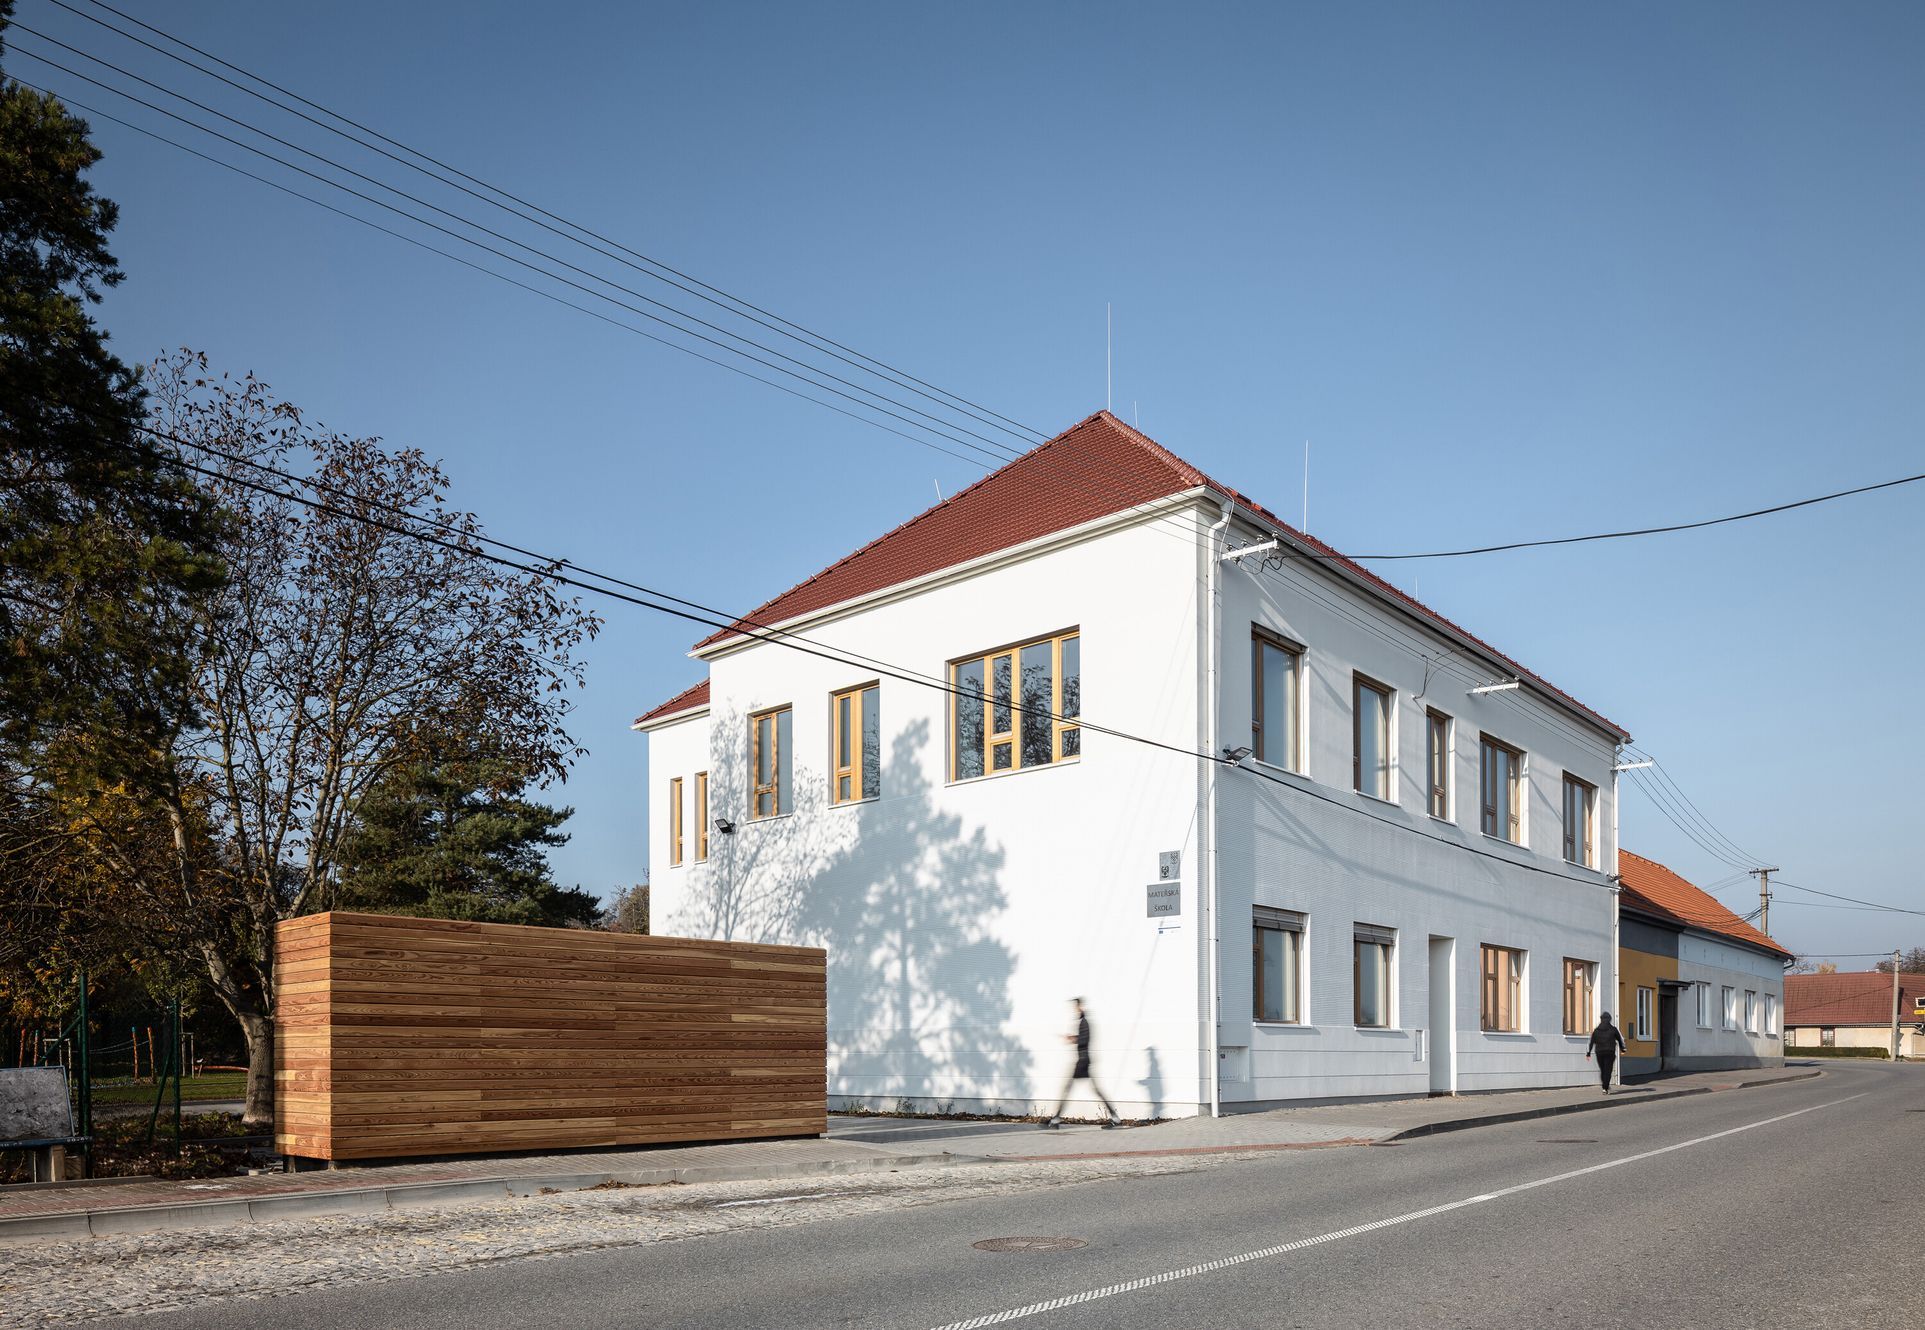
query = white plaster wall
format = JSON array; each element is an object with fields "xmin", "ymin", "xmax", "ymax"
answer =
[
  {"xmin": 1215, "ymin": 533, "xmax": 1622, "ymax": 1101},
  {"xmin": 1676, "ymin": 936, "xmax": 1786, "ymax": 1066},
  {"xmin": 648, "ymin": 513, "xmax": 1207, "ymax": 1119}
]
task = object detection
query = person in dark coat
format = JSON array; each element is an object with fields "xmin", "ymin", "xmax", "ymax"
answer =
[
  {"xmin": 1585, "ymin": 1011, "xmax": 1628, "ymax": 1094},
  {"xmin": 1043, "ymin": 997, "xmax": 1120, "ymax": 1128}
]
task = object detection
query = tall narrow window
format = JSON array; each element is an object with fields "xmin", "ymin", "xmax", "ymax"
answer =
[
  {"xmin": 1426, "ymin": 710, "xmax": 1451, "ymax": 819},
  {"xmin": 750, "ymin": 706, "xmax": 792, "ymax": 819},
  {"xmin": 1563, "ymin": 958, "xmax": 1596, "ymax": 1035},
  {"xmin": 1252, "ymin": 630, "xmax": 1301, "ymax": 771},
  {"xmin": 1722, "ymin": 986, "xmax": 1737, "ymax": 1030},
  {"xmin": 1764, "ymin": 994, "xmax": 1778, "ymax": 1036},
  {"xmin": 1635, "ymin": 987, "xmax": 1654, "ymax": 1041},
  {"xmin": 1354, "ymin": 925, "xmax": 1395, "ymax": 1028},
  {"xmin": 1562, "ymin": 774, "xmax": 1597, "ymax": 867},
  {"xmin": 1744, "ymin": 990, "xmax": 1758, "ymax": 1033},
  {"xmin": 1253, "ymin": 907, "xmax": 1305, "ymax": 1024},
  {"xmin": 1480, "ymin": 943, "xmax": 1524, "ymax": 1032},
  {"xmin": 1480, "ymin": 735, "xmax": 1523, "ymax": 844},
  {"xmin": 951, "ymin": 631, "xmax": 1079, "ymax": 780},
  {"xmin": 1353, "ymin": 675, "xmax": 1392, "ymax": 800},
  {"xmin": 1697, "ymin": 982, "xmax": 1712, "ymax": 1029},
  {"xmin": 667, "ymin": 776, "xmax": 684, "ymax": 867},
  {"xmin": 694, "ymin": 771, "xmax": 709, "ymax": 861},
  {"xmin": 831, "ymin": 684, "xmax": 882, "ymax": 804}
]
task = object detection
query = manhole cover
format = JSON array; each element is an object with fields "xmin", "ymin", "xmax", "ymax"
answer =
[
  {"xmin": 973, "ymin": 1237, "xmax": 1088, "ymax": 1252},
  {"xmin": 1538, "ymin": 1138, "xmax": 1598, "ymax": 1144}
]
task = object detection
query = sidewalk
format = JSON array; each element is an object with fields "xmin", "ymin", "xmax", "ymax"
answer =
[{"xmin": 0, "ymin": 1063, "xmax": 1820, "ymax": 1242}]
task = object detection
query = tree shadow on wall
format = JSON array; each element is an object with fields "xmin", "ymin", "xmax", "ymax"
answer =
[{"xmin": 672, "ymin": 713, "xmax": 1028, "ymax": 1106}]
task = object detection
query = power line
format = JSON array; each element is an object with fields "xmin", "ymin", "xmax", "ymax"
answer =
[
  {"xmin": 53, "ymin": 0, "xmax": 1049, "ymax": 447},
  {"xmin": 1773, "ymin": 880, "xmax": 1925, "ymax": 918}
]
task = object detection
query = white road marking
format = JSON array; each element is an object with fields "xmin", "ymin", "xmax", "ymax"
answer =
[{"xmin": 925, "ymin": 1092, "xmax": 1865, "ymax": 1330}]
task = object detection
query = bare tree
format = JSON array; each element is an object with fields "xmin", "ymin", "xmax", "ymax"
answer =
[{"xmin": 130, "ymin": 353, "xmax": 597, "ymax": 1124}]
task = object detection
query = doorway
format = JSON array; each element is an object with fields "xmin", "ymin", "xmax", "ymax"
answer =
[
  {"xmin": 1428, "ymin": 936, "xmax": 1456, "ymax": 1095},
  {"xmin": 1658, "ymin": 986, "xmax": 1681, "ymax": 1071}
]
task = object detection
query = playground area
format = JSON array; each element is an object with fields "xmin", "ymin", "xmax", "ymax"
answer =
[{"xmin": 2, "ymin": 972, "xmax": 266, "ymax": 1184}]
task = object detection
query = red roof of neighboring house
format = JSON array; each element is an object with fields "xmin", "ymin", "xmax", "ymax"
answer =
[
  {"xmin": 1618, "ymin": 850, "xmax": 1793, "ymax": 959},
  {"xmin": 1784, "ymin": 970, "xmax": 1925, "ymax": 1028},
  {"xmin": 671, "ymin": 410, "xmax": 1627, "ymax": 740},
  {"xmin": 631, "ymin": 678, "xmax": 709, "ymax": 729}
]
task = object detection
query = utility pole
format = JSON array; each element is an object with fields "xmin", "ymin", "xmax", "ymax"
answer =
[
  {"xmin": 1892, "ymin": 950, "xmax": 1903, "ymax": 1062},
  {"xmin": 1749, "ymin": 867, "xmax": 1778, "ymax": 935}
]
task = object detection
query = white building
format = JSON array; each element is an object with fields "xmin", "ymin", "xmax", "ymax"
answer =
[{"xmin": 636, "ymin": 411, "xmax": 1632, "ymax": 1118}]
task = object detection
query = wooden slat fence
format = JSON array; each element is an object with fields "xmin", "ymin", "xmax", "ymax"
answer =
[{"xmin": 273, "ymin": 912, "xmax": 826, "ymax": 1162}]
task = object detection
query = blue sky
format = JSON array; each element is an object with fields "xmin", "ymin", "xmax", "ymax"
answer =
[{"xmin": 15, "ymin": 1, "xmax": 1923, "ymax": 961}]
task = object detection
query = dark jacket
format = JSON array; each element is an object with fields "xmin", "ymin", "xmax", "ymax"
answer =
[{"xmin": 1588, "ymin": 1022, "xmax": 1627, "ymax": 1059}]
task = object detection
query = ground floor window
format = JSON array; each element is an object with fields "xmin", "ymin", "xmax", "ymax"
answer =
[
  {"xmin": 1479, "ymin": 943, "xmax": 1524, "ymax": 1032},
  {"xmin": 1354, "ymin": 925, "xmax": 1394, "ymax": 1028},
  {"xmin": 1696, "ymin": 982, "xmax": 1712, "ymax": 1029},
  {"xmin": 1744, "ymin": 990, "xmax": 1758, "ymax": 1033},
  {"xmin": 1254, "ymin": 908, "xmax": 1305, "ymax": 1024},
  {"xmin": 1635, "ymin": 986, "xmax": 1654, "ymax": 1041},
  {"xmin": 1562, "ymin": 958, "xmax": 1596, "ymax": 1035},
  {"xmin": 1722, "ymin": 985, "xmax": 1737, "ymax": 1030},
  {"xmin": 1764, "ymin": 993, "xmax": 1778, "ymax": 1037},
  {"xmin": 1820, "ymin": 1027, "xmax": 1835, "ymax": 1047}
]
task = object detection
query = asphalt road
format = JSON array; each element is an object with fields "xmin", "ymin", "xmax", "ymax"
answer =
[{"xmin": 125, "ymin": 1062, "xmax": 1922, "ymax": 1330}]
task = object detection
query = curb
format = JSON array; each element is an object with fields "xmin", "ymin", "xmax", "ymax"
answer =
[
  {"xmin": 1386, "ymin": 1069, "xmax": 1823, "ymax": 1141},
  {"xmin": 0, "ymin": 1150, "xmax": 969, "ymax": 1245}
]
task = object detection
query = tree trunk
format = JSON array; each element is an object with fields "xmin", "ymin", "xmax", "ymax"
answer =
[{"xmin": 237, "ymin": 1007, "xmax": 275, "ymax": 1129}]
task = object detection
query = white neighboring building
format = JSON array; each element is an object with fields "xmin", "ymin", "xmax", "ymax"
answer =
[{"xmin": 636, "ymin": 412, "xmax": 1631, "ymax": 1117}]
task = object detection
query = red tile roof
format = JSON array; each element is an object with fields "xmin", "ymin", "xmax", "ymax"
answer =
[
  {"xmin": 1618, "ymin": 850, "xmax": 1793, "ymax": 959},
  {"xmin": 1784, "ymin": 970, "xmax": 1925, "ymax": 1028},
  {"xmin": 674, "ymin": 410, "xmax": 1627, "ymax": 740},
  {"xmin": 631, "ymin": 678, "xmax": 709, "ymax": 728}
]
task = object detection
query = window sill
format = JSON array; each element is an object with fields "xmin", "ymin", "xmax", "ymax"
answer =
[
  {"xmin": 1480, "ymin": 832, "xmax": 1528, "ymax": 852},
  {"xmin": 1353, "ymin": 1025, "xmax": 1405, "ymax": 1036},
  {"xmin": 830, "ymin": 795, "xmax": 881, "ymax": 810},
  {"xmin": 1249, "ymin": 756, "xmax": 1306, "ymax": 781},
  {"xmin": 1479, "ymin": 1030, "xmax": 1534, "ymax": 1039},
  {"xmin": 747, "ymin": 811, "xmax": 794, "ymax": 825},
  {"xmin": 1253, "ymin": 1020, "xmax": 1315, "ymax": 1031},
  {"xmin": 1353, "ymin": 788, "xmax": 1397, "ymax": 808},
  {"xmin": 948, "ymin": 757, "xmax": 1081, "ymax": 788}
]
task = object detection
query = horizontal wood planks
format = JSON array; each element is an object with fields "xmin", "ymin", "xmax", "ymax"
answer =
[{"xmin": 272, "ymin": 913, "xmax": 826, "ymax": 1161}]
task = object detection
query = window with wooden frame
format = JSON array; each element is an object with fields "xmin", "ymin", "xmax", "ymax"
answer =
[
  {"xmin": 1253, "ymin": 907, "xmax": 1305, "ymax": 1024},
  {"xmin": 750, "ymin": 706, "xmax": 792, "ymax": 819},
  {"xmin": 1479, "ymin": 943, "xmax": 1524, "ymax": 1032},
  {"xmin": 951, "ymin": 631, "xmax": 1080, "ymax": 781},
  {"xmin": 1635, "ymin": 986, "xmax": 1654, "ymax": 1041},
  {"xmin": 1354, "ymin": 925, "xmax": 1394, "ymax": 1028},
  {"xmin": 1562, "ymin": 958, "xmax": 1596, "ymax": 1035},
  {"xmin": 667, "ymin": 776, "xmax": 684, "ymax": 867},
  {"xmin": 1251, "ymin": 629, "xmax": 1302, "ymax": 771},
  {"xmin": 1561, "ymin": 774, "xmax": 1596, "ymax": 867},
  {"xmin": 831, "ymin": 683, "xmax": 881, "ymax": 804},
  {"xmin": 694, "ymin": 771, "xmax": 709, "ymax": 861},
  {"xmin": 1426, "ymin": 709, "xmax": 1451, "ymax": 820},
  {"xmin": 1353, "ymin": 675, "xmax": 1392, "ymax": 800},
  {"xmin": 1479, "ymin": 735, "xmax": 1524, "ymax": 844}
]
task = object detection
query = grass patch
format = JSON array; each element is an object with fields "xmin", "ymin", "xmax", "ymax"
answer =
[{"xmin": 89, "ymin": 1071, "xmax": 246, "ymax": 1106}]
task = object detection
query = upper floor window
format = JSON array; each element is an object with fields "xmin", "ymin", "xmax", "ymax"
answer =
[
  {"xmin": 831, "ymin": 684, "xmax": 881, "ymax": 804},
  {"xmin": 1562, "ymin": 774, "xmax": 1596, "ymax": 867},
  {"xmin": 694, "ymin": 771, "xmax": 709, "ymax": 861},
  {"xmin": 1251, "ymin": 629, "xmax": 1301, "ymax": 771},
  {"xmin": 751, "ymin": 706, "xmax": 792, "ymax": 819},
  {"xmin": 1480, "ymin": 735, "xmax": 1523, "ymax": 844},
  {"xmin": 667, "ymin": 776, "xmax": 684, "ymax": 867},
  {"xmin": 1426, "ymin": 709, "xmax": 1451, "ymax": 820},
  {"xmin": 1353, "ymin": 675, "xmax": 1392, "ymax": 800},
  {"xmin": 1562, "ymin": 958, "xmax": 1596, "ymax": 1035},
  {"xmin": 1253, "ymin": 907, "xmax": 1305, "ymax": 1024},
  {"xmin": 952, "ymin": 631, "xmax": 1079, "ymax": 781},
  {"xmin": 1480, "ymin": 943, "xmax": 1524, "ymax": 1032}
]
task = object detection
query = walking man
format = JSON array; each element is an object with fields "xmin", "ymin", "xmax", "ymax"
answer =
[
  {"xmin": 1043, "ymin": 997, "xmax": 1120, "ymax": 1128},
  {"xmin": 1585, "ymin": 1010, "xmax": 1627, "ymax": 1094}
]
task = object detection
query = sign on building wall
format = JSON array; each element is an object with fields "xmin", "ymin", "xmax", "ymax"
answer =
[
  {"xmin": 1147, "ymin": 883, "xmax": 1180, "ymax": 917},
  {"xmin": 1158, "ymin": 850, "xmax": 1181, "ymax": 881}
]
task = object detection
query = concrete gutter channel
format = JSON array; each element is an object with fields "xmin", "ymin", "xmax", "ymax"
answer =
[{"xmin": 0, "ymin": 1069, "xmax": 1823, "ymax": 1243}]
